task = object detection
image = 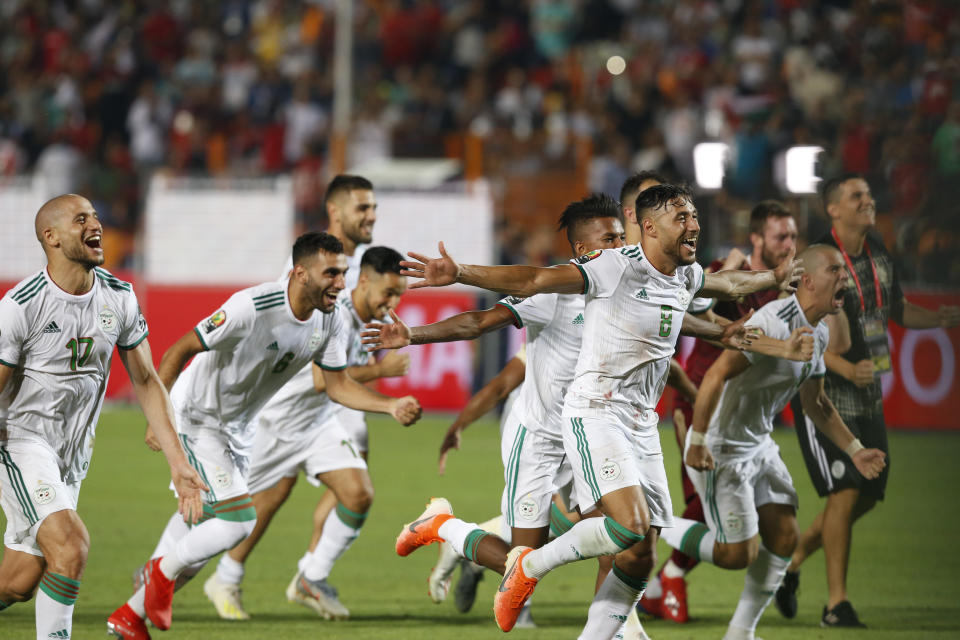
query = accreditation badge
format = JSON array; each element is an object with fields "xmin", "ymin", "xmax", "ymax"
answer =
[{"xmin": 860, "ymin": 312, "xmax": 891, "ymax": 374}]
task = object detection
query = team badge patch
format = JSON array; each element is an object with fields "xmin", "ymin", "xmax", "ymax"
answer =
[
  {"xmin": 99, "ymin": 308, "xmax": 118, "ymax": 332},
  {"xmin": 203, "ymin": 310, "xmax": 227, "ymax": 334},
  {"xmin": 518, "ymin": 496, "xmax": 539, "ymax": 521},
  {"xmin": 576, "ymin": 249, "xmax": 603, "ymax": 264},
  {"xmin": 34, "ymin": 484, "xmax": 56, "ymax": 505},
  {"xmin": 308, "ymin": 331, "xmax": 324, "ymax": 351},
  {"xmin": 213, "ymin": 467, "xmax": 233, "ymax": 489},
  {"xmin": 724, "ymin": 513, "xmax": 743, "ymax": 535},
  {"xmin": 599, "ymin": 459, "xmax": 621, "ymax": 481},
  {"xmin": 677, "ymin": 289, "xmax": 691, "ymax": 309}
]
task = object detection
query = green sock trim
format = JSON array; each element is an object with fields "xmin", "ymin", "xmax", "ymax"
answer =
[
  {"xmin": 612, "ymin": 562, "xmax": 649, "ymax": 592},
  {"xmin": 0, "ymin": 598, "xmax": 9, "ymax": 611},
  {"xmin": 678, "ymin": 522, "xmax": 711, "ymax": 561},
  {"xmin": 39, "ymin": 572, "xmax": 80, "ymax": 606},
  {"xmin": 603, "ymin": 517, "xmax": 645, "ymax": 550},
  {"xmin": 335, "ymin": 503, "xmax": 368, "ymax": 529},
  {"xmin": 549, "ymin": 503, "xmax": 575, "ymax": 536},
  {"xmin": 462, "ymin": 530, "xmax": 489, "ymax": 563}
]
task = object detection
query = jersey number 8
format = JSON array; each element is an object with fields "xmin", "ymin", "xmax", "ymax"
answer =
[{"xmin": 658, "ymin": 305, "xmax": 673, "ymax": 338}]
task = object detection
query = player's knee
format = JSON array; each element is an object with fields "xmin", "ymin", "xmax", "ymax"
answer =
[
  {"xmin": 615, "ymin": 543, "xmax": 656, "ymax": 576},
  {"xmin": 714, "ymin": 541, "xmax": 755, "ymax": 570},
  {"xmin": 339, "ymin": 483, "xmax": 374, "ymax": 515}
]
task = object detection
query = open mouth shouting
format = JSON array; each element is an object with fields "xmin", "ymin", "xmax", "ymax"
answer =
[
  {"xmin": 680, "ymin": 234, "xmax": 698, "ymax": 257},
  {"xmin": 84, "ymin": 233, "xmax": 103, "ymax": 254},
  {"xmin": 831, "ymin": 286, "xmax": 846, "ymax": 310}
]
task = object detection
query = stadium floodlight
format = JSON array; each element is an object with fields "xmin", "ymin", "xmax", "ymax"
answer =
[
  {"xmin": 693, "ymin": 142, "xmax": 729, "ymax": 190},
  {"xmin": 783, "ymin": 145, "xmax": 823, "ymax": 194}
]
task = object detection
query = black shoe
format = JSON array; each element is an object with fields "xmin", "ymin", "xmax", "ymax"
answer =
[
  {"xmin": 453, "ymin": 559, "xmax": 484, "ymax": 613},
  {"xmin": 775, "ymin": 570, "xmax": 799, "ymax": 619},
  {"xmin": 821, "ymin": 600, "xmax": 867, "ymax": 628}
]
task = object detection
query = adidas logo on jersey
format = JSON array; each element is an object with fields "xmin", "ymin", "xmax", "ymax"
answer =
[
  {"xmin": 266, "ymin": 341, "xmax": 279, "ymax": 351},
  {"xmin": 635, "ymin": 288, "xmax": 649, "ymax": 300},
  {"xmin": 42, "ymin": 321, "xmax": 61, "ymax": 334},
  {"xmin": 572, "ymin": 313, "xmax": 584, "ymax": 325}
]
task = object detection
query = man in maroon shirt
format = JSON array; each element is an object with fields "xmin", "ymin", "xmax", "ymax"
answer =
[{"xmin": 639, "ymin": 200, "xmax": 798, "ymax": 623}]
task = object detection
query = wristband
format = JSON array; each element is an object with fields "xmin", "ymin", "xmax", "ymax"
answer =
[
  {"xmin": 844, "ymin": 438, "xmax": 864, "ymax": 458},
  {"xmin": 688, "ymin": 430, "xmax": 706, "ymax": 446}
]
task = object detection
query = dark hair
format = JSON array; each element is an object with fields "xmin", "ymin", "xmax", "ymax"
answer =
[
  {"xmin": 635, "ymin": 183, "xmax": 693, "ymax": 220},
  {"xmin": 360, "ymin": 246, "xmax": 403, "ymax": 275},
  {"xmin": 749, "ymin": 200, "xmax": 792, "ymax": 235},
  {"xmin": 619, "ymin": 171, "xmax": 668, "ymax": 209},
  {"xmin": 557, "ymin": 194, "xmax": 623, "ymax": 246},
  {"xmin": 292, "ymin": 231, "xmax": 343, "ymax": 265},
  {"xmin": 820, "ymin": 173, "xmax": 863, "ymax": 209},
  {"xmin": 324, "ymin": 174, "xmax": 374, "ymax": 208}
]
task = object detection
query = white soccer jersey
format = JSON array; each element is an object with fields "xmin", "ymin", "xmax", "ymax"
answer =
[
  {"xmin": 707, "ymin": 294, "xmax": 828, "ymax": 457},
  {"xmin": 0, "ymin": 268, "xmax": 148, "ymax": 481},
  {"xmin": 255, "ymin": 288, "xmax": 371, "ymax": 442},
  {"xmin": 562, "ymin": 244, "xmax": 704, "ymax": 430},
  {"xmin": 280, "ymin": 244, "xmax": 368, "ymax": 289},
  {"xmin": 170, "ymin": 280, "xmax": 347, "ymax": 456},
  {"xmin": 498, "ymin": 293, "xmax": 584, "ymax": 440}
]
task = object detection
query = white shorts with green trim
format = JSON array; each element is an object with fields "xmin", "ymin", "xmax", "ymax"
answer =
[
  {"xmin": 337, "ymin": 407, "xmax": 369, "ymax": 453},
  {"xmin": 174, "ymin": 427, "xmax": 250, "ymax": 504},
  {"xmin": 247, "ymin": 416, "xmax": 367, "ymax": 494},
  {"xmin": 0, "ymin": 440, "xmax": 81, "ymax": 557},
  {"xmin": 562, "ymin": 416, "xmax": 674, "ymax": 528},
  {"xmin": 500, "ymin": 412, "xmax": 570, "ymax": 529},
  {"xmin": 685, "ymin": 436, "xmax": 798, "ymax": 544}
]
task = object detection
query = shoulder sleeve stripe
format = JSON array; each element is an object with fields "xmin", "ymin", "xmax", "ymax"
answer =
[
  {"xmin": 11, "ymin": 274, "xmax": 44, "ymax": 300},
  {"xmin": 12, "ymin": 276, "xmax": 45, "ymax": 302},
  {"xmin": 193, "ymin": 327, "xmax": 210, "ymax": 351},
  {"xmin": 573, "ymin": 263, "xmax": 589, "ymax": 295},
  {"xmin": 495, "ymin": 302, "xmax": 524, "ymax": 328},
  {"xmin": 15, "ymin": 280, "xmax": 47, "ymax": 304},
  {"xmin": 318, "ymin": 362, "xmax": 347, "ymax": 371},
  {"xmin": 254, "ymin": 301, "xmax": 285, "ymax": 311},
  {"xmin": 0, "ymin": 358, "xmax": 17, "ymax": 368},
  {"xmin": 118, "ymin": 332, "xmax": 149, "ymax": 351}
]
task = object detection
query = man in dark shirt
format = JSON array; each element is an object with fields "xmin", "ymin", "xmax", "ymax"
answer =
[{"xmin": 779, "ymin": 174, "xmax": 960, "ymax": 627}]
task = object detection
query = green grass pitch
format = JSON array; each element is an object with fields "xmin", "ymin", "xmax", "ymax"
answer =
[{"xmin": 2, "ymin": 408, "xmax": 959, "ymax": 638}]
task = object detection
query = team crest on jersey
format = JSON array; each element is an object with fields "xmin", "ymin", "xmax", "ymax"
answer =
[
  {"xmin": 518, "ymin": 496, "xmax": 539, "ymax": 521},
  {"xmin": 213, "ymin": 467, "xmax": 233, "ymax": 489},
  {"xmin": 203, "ymin": 310, "xmax": 227, "ymax": 334},
  {"xmin": 677, "ymin": 289, "xmax": 691, "ymax": 309},
  {"xmin": 599, "ymin": 459, "xmax": 621, "ymax": 481},
  {"xmin": 724, "ymin": 513, "xmax": 743, "ymax": 535},
  {"xmin": 576, "ymin": 249, "xmax": 603, "ymax": 264},
  {"xmin": 308, "ymin": 331, "xmax": 324, "ymax": 351},
  {"xmin": 33, "ymin": 483, "xmax": 56, "ymax": 505},
  {"xmin": 99, "ymin": 308, "xmax": 118, "ymax": 332}
]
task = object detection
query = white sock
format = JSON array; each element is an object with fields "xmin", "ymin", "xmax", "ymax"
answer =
[
  {"xmin": 727, "ymin": 544, "xmax": 791, "ymax": 637},
  {"xmin": 663, "ymin": 557, "xmax": 686, "ymax": 578},
  {"xmin": 127, "ymin": 586, "xmax": 146, "ymax": 618},
  {"xmin": 522, "ymin": 517, "xmax": 643, "ymax": 580},
  {"xmin": 644, "ymin": 572, "xmax": 663, "ymax": 599},
  {"xmin": 216, "ymin": 554, "xmax": 245, "ymax": 586},
  {"xmin": 302, "ymin": 507, "xmax": 363, "ymax": 581},
  {"xmin": 150, "ymin": 513, "xmax": 191, "ymax": 559},
  {"xmin": 437, "ymin": 518, "xmax": 482, "ymax": 557},
  {"xmin": 36, "ymin": 571, "xmax": 79, "ymax": 639},
  {"xmin": 297, "ymin": 551, "xmax": 311, "ymax": 573},
  {"xmin": 159, "ymin": 517, "xmax": 256, "ymax": 579},
  {"xmin": 578, "ymin": 563, "xmax": 647, "ymax": 640},
  {"xmin": 660, "ymin": 517, "xmax": 714, "ymax": 564}
]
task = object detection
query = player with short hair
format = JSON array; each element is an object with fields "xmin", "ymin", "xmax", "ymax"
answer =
[
  {"xmin": 641, "ymin": 198, "xmax": 800, "ymax": 622},
  {"xmin": 0, "ymin": 194, "xmax": 207, "ymax": 640},
  {"xmin": 390, "ymin": 184, "xmax": 802, "ymax": 638},
  {"xmin": 202, "ymin": 247, "xmax": 411, "ymax": 621},
  {"xmin": 777, "ymin": 174, "xmax": 960, "ymax": 627},
  {"xmin": 106, "ymin": 232, "xmax": 420, "ymax": 639},
  {"xmin": 670, "ymin": 244, "xmax": 886, "ymax": 640}
]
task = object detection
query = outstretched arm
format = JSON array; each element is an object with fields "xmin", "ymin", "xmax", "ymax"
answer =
[
  {"xmin": 438, "ymin": 355, "xmax": 526, "ymax": 475},
  {"xmin": 900, "ymin": 299, "xmax": 960, "ymax": 329},
  {"xmin": 399, "ymin": 242, "xmax": 584, "ymax": 296},
  {"xmin": 362, "ymin": 305, "xmax": 517, "ymax": 350},
  {"xmin": 798, "ymin": 376, "xmax": 886, "ymax": 479},
  {"xmin": 120, "ymin": 340, "xmax": 208, "ymax": 524},
  {"xmin": 157, "ymin": 329, "xmax": 206, "ymax": 391},
  {"xmin": 322, "ymin": 367, "xmax": 422, "ymax": 426},
  {"xmin": 687, "ymin": 349, "xmax": 752, "ymax": 471},
  {"xmin": 699, "ymin": 247, "xmax": 801, "ymax": 299}
]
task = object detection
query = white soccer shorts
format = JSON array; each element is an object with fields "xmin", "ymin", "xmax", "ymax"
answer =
[
  {"xmin": 246, "ymin": 416, "xmax": 367, "ymax": 494},
  {"xmin": 175, "ymin": 426, "xmax": 250, "ymax": 504},
  {"xmin": 0, "ymin": 440, "xmax": 81, "ymax": 556},
  {"xmin": 500, "ymin": 414, "xmax": 570, "ymax": 529},
  {"xmin": 337, "ymin": 407, "xmax": 369, "ymax": 453},
  {"xmin": 685, "ymin": 436, "xmax": 799, "ymax": 544},
  {"xmin": 563, "ymin": 416, "xmax": 674, "ymax": 528}
]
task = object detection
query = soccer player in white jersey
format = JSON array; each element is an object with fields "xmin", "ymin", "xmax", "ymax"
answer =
[
  {"xmin": 394, "ymin": 184, "xmax": 801, "ymax": 638},
  {"xmin": 666, "ymin": 244, "xmax": 886, "ymax": 640},
  {"xmin": 106, "ymin": 232, "xmax": 420, "ymax": 639},
  {"xmin": 0, "ymin": 194, "xmax": 207, "ymax": 640},
  {"xmin": 202, "ymin": 247, "xmax": 410, "ymax": 621}
]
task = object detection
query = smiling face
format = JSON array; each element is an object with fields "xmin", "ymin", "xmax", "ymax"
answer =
[
  {"xmin": 40, "ymin": 196, "xmax": 104, "ymax": 269},
  {"xmin": 647, "ymin": 196, "xmax": 700, "ymax": 266},
  {"xmin": 357, "ymin": 269, "xmax": 407, "ymax": 322},
  {"xmin": 828, "ymin": 178, "xmax": 875, "ymax": 233},
  {"xmin": 333, "ymin": 189, "xmax": 377, "ymax": 246},
  {"xmin": 296, "ymin": 250, "xmax": 348, "ymax": 313}
]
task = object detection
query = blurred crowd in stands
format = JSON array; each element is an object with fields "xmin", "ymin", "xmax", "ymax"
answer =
[{"xmin": 0, "ymin": 0, "xmax": 957, "ymax": 283}]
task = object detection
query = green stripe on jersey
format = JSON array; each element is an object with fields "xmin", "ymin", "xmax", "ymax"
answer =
[
  {"xmin": 252, "ymin": 291, "xmax": 284, "ymax": 302},
  {"xmin": 573, "ymin": 263, "xmax": 589, "ymax": 295},
  {"xmin": 11, "ymin": 274, "xmax": 44, "ymax": 301},
  {"xmin": 193, "ymin": 327, "xmax": 210, "ymax": 351},
  {"xmin": 118, "ymin": 332, "xmax": 149, "ymax": 351},
  {"xmin": 0, "ymin": 447, "xmax": 39, "ymax": 524},
  {"xmin": 496, "ymin": 302, "xmax": 524, "ymax": 328},
  {"xmin": 14, "ymin": 279, "xmax": 46, "ymax": 304},
  {"xmin": 254, "ymin": 301, "xmax": 285, "ymax": 311}
]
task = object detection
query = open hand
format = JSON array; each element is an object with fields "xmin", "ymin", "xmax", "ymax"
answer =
[
  {"xmin": 171, "ymin": 463, "xmax": 209, "ymax": 525},
  {"xmin": 399, "ymin": 242, "xmax": 460, "ymax": 289},
  {"xmin": 774, "ymin": 247, "xmax": 803, "ymax": 293},
  {"xmin": 939, "ymin": 305, "xmax": 960, "ymax": 328},
  {"xmin": 362, "ymin": 309, "xmax": 411, "ymax": 350},
  {"xmin": 438, "ymin": 425, "xmax": 464, "ymax": 475},
  {"xmin": 721, "ymin": 309, "xmax": 758, "ymax": 350}
]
